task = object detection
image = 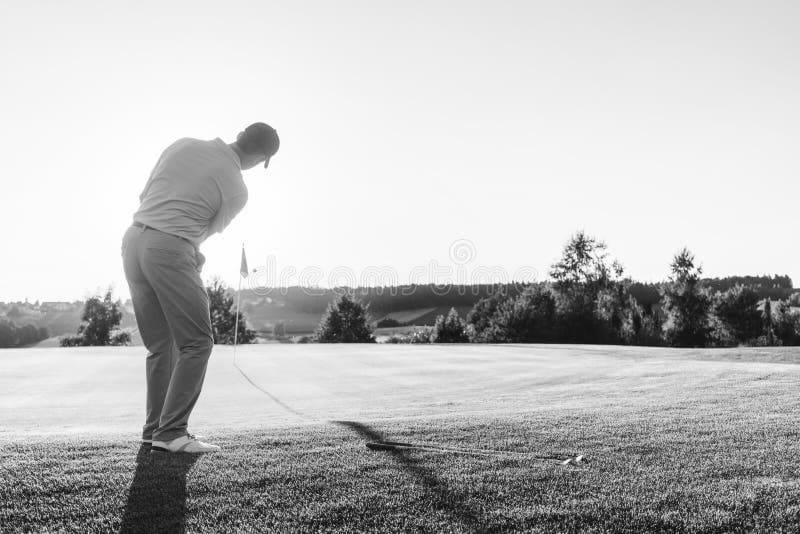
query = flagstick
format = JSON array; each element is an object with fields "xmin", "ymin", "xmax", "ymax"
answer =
[
  {"xmin": 233, "ymin": 242, "xmax": 244, "ymax": 366},
  {"xmin": 233, "ymin": 274, "xmax": 242, "ymax": 366}
]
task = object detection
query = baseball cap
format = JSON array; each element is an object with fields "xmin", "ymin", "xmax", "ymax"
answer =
[{"xmin": 242, "ymin": 122, "xmax": 280, "ymax": 168}]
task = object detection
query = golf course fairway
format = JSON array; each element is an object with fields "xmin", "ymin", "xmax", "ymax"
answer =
[{"xmin": 2, "ymin": 344, "xmax": 800, "ymax": 532}]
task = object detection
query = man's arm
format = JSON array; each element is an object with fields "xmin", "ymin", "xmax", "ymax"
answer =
[{"xmin": 208, "ymin": 192, "xmax": 248, "ymax": 237}]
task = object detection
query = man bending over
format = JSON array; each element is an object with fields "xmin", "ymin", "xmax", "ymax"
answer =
[{"xmin": 121, "ymin": 122, "xmax": 279, "ymax": 453}]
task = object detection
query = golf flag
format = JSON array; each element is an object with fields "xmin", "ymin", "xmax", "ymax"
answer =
[{"xmin": 239, "ymin": 244, "xmax": 248, "ymax": 278}]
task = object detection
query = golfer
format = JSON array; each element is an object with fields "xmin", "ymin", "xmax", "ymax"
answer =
[{"xmin": 121, "ymin": 122, "xmax": 279, "ymax": 453}]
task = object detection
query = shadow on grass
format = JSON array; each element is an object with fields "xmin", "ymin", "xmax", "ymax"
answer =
[
  {"xmin": 333, "ymin": 420, "xmax": 489, "ymax": 533},
  {"xmin": 120, "ymin": 445, "xmax": 199, "ymax": 534}
]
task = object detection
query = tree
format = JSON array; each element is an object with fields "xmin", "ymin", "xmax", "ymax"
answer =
[
  {"xmin": 614, "ymin": 294, "xmax": 664, "ymax": 346},
  {"xmin": 80, "ymin": 292, "xmax": 122, "ymax": 345},
  {"xmin": 206, "ymin": 278, "xmax": 255, "ymax": 345},
  {"xmin": 17, "ymin": 324, "xmax": 40, "ymax": 346},
  {"xmin": 465, "ymin": 285, "xmax": 562, "ymax": 343},
  {"xmin": 763, "ymin": 299, "xmax": 775, "ymax": 346},
  {"xmin": 431, "ymin": 308, "xmax": 469, "ymax": 343},
  {"xmin": 712, "ymin": 285, "xmax": 763, "ymax": 345},
  {"xmin": 550, "ymin": 231, "xmax": 622, "ymax": 290},
  {"xmin": 60, "ymin": 290, "xmax": 130, "ymax": 347},
  {"xmin": 508, "ymin": 285, "xmax": 558, "ymax": 342},
  {"xmin": 0, "ymin": 320, "xmax": 49, "ymax": 347},
  {"xmin": 772, "ymin": 301, "xmax": 800, "ymax": 346},
  {"xmin": 466, "ymin": 288, "xmax": 513, "ymax": 342},
  {"xmin": 662, "ymin": 248, "xmax": 712, "ymax": 347},
  {"xmin": 549, "ymin": 231, "xmax": 626, "ymax": 343},
  {"xmin": 0, "ymin": 320, "xmax": 16, "ymax": 348},
  {"xmin": 486, "ymin": 286, "xmax": 557, "ymax": 343},
  {"xmin": 315, "ymin": 293, "xmax": 375, "ymax": 343},
  {"xmin": 272, "ymin": 320, "xmax": 286, "ymax": 338}
]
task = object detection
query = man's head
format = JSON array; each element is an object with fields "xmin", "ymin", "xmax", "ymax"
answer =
[{"xmin": 233, "ymin": 122, "xmax": 280, "ymax": 170}]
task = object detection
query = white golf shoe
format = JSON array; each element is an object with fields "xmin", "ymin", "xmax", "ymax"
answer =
[
  {"xmin": 142, "ymin": 432, "xmax": 204, "ymax": 445},
  {"xmin": 151, "ymin": 434, "xmax": 220, "ymax": 454}
]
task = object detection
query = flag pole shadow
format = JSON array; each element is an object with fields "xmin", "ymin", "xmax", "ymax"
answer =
[{"xmin": 333, "ymin": 420, "xmax": 488, "ymax": 532}]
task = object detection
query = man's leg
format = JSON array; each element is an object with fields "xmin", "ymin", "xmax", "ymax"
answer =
[
  {"xmin": 121, "ymin": 226, "xmax": 177, "ymax": 440},
  {"xmin": 138, "ymin": 233, "xmax": 214, "ymax": 443},
  {"xmin": 133, "ymin": 288, "xmax": 177, "ymax": 440}
]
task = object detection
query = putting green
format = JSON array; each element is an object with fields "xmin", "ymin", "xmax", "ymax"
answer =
[{"xmin": 1, "ymin": 344, "xmax": 798, "ymax": 440}]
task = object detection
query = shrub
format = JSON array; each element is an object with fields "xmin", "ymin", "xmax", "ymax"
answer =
[
  {"xmin": 59, "ymin": 334, "xmax": 85, "ymax": 347},
  {"xmin": 109, "ymin": 329, "xmax": 132, "ymax": 346},
  {"xmin": 382, "ymin": 330, "xmax": 433, "ymax": 344},
  {"xmin": 409, "ymin": 327, "xmax": 433, "ymax": 344}
]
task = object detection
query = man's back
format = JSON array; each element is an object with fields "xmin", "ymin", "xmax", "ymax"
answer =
[{"xmin": 134, "ymin": 137, "xmax": 247, "ymax": 246}]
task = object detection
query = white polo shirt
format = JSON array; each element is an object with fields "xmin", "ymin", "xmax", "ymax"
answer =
[{"xmin": 133, "ymin": 138, "xmax": 248, "ymax": 246}]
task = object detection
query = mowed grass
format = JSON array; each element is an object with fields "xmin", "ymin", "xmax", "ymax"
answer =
[{"xmin": 3, "ymin": 354, "xmax": 800, "ymax": 533}]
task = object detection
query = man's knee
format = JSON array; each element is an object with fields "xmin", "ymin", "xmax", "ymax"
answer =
[
  {"xmin": 145, "ymin": 337, "xmax": 175, "ymax": 359},
  {"xmin": 180, "ymin": 335, "xmax": 213, "ymax": 359}
]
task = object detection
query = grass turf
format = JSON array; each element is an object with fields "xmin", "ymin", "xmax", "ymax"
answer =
[{"xmin": 3, "ymin": 378, "xmax": 800, "ymax": 533}]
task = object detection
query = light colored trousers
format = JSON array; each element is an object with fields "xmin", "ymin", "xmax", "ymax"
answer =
[{"xmin": 121, "ymin": 224, "xmax": 213, "ymax": 442}]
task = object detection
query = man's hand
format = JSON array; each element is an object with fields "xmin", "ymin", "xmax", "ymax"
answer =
[{"xmin": 195, "ymin": 250, "xmax": 206, "ymax": 273}]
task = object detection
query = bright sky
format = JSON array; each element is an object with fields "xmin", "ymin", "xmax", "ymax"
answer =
[{"xmin": 1, "ymin": 0, "xmax": 797, "ymax": 302}]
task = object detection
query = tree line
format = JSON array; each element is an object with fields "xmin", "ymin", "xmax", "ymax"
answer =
[
  {"xmin": 313, "ymin": 232, "xmax": 800, "ymax": 347},
  {"xmin": 24, "ymin": 231, "xmax": 800, "ymax": 349},
  {"xmin": 239, "ymin": 276, "xmax": 793, "ymax": 329},
  {"xmin": 0, "ymin": 320, "xmax": 49, "ymax": 348}
]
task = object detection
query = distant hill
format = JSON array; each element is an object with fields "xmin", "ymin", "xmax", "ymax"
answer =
[{"xmin": 237, "ymin": 284, "xmax": 526, "ymax": 335}]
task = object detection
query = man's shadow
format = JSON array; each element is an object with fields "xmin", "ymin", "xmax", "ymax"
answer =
[
  {"xmin": 334, "ymin": 421, "xmax": 488, "ymax": 533},
  {"xmin": 120, "ymin": 445, "xmax": 199, "ymax": 534}
]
